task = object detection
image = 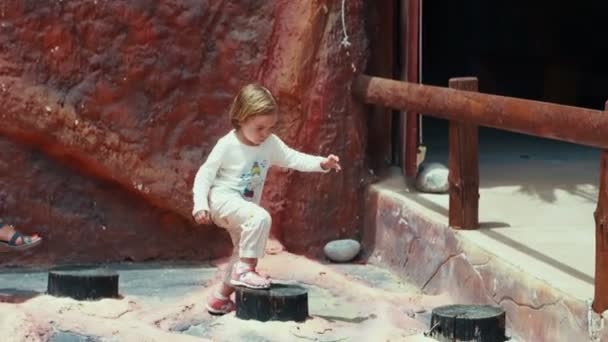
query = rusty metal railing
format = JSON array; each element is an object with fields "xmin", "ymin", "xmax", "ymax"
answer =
[{"xmin": 353, "ymin": 74, "xmax": 608, "ymax": 313}]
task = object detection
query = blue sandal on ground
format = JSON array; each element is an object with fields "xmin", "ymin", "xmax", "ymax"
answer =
[{"xmin": 0, "ymin": 219, "xmax": 42, "ymax": 252}]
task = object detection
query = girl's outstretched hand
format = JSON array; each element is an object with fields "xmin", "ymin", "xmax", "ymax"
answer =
[
  {"xmin": 321, "ymin": 154, "xmax": 341, "ymax": 172},
  {"xmin": 193, "ymin": 210, "xmax": 212, "ymax": 225}
]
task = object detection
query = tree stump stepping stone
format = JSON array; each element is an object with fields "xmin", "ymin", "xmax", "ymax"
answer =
[
  {"xmin": 235, "ymin": 283, "xmax": 308, "ymax": 322},
  {"xmin": 47, "ymin": 266, "xmax": 119, "ymax": 300},
  {"xmin": 429, "ymin": 304, "xmax": 506, "ymax": 342}
]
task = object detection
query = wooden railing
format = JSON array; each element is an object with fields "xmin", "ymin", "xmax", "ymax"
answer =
[{"xmin": 353, "ymin": 74, "xmax": 608, "ymax": 313}]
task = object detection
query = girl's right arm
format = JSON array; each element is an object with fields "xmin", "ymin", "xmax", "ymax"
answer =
[{"xmin": 192, "ymin": 139, "xmax": 226, "ymax": 218}]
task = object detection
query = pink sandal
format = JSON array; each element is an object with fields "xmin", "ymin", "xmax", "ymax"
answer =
[
  {"xmin": 230, "ymin": 262, "xmax": 271, "ymax": 289},
  {"xmin": 206, "ymin": 291, "xmax": 235, "ymax": 315}
]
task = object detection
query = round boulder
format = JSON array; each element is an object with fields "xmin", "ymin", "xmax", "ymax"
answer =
[
  {"xmin": 415, "ymin": 162, "xmax": 449, "ymax": 193},
  {"xmin": 323, "ymin": 239, "xmax": 361, "ymax": 262}
]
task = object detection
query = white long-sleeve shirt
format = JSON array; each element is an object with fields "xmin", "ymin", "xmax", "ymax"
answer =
[{"xmin": 192, "ymin": 130, "xmax": 327, "ymax": 214}]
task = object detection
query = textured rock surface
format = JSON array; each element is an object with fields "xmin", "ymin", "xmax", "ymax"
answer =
[
  {"xmin": 0, "ymin": 137, "xmax": 230, "ymax": 266},
  {"xmin": 0, "ymin": 1, "xmax": 368, "ymax": 264},
  {"xmin": 363, "ymin": 183, "xmax": 591, "ymax": 342}
]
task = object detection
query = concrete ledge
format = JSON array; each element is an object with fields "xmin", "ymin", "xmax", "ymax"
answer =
[{"xmin": 362, "ymin": 172, "xmax": 598, "ymax": 341}]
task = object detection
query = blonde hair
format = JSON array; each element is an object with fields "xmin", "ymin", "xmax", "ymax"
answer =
[{"xmin": 229, "ymin": 84, "xmax": 277, "ymax": 128}]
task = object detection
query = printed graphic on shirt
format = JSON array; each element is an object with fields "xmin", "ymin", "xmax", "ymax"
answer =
[{"xmin": 241, "ymin": 160, "xmax": 268, "ymax": 200}]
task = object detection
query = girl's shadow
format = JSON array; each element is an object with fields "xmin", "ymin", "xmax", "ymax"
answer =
[{"xmin": 0, "ymin": 288, "xmax": 41, "ymax": 304}]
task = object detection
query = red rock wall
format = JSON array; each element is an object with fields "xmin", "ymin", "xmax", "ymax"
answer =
[{"xmin": 0, "ymin": 1, "xmax": 368, "ymax": 265}]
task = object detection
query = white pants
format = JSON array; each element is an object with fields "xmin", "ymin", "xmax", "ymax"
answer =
[{"xmin": 209, "ymin": 191, "xmax": 272, "ymax": 259}]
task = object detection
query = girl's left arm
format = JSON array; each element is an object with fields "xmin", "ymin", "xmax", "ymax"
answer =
[{"xmin": 269, "ymin": 135, "xmax": 330, "ymax": 172}]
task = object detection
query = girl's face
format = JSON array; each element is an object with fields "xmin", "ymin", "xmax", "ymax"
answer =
[{"xmin": 238, "ymin": 113, "xmax": 278, "ymax": 146}]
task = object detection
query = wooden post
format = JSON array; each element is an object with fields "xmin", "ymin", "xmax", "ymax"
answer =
[
  {"xmin": 592, "ymin": 102, "xmax": 608, "ymax": 313},
  {"xmin": 448, "ymin": 77, "xmax": 479, "ymax": 230},
  {"xmin": 367, "ymin": 0, "xmax": 395, "ymax": 172},
  {"xmin": 403, "ymin": 0, "xmax": 421, "ymax": 177}
]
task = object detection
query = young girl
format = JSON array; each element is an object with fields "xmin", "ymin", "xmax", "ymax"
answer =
[{"xmin": 192, "ymin": 84, "xmax": 341, "ymax": 315}]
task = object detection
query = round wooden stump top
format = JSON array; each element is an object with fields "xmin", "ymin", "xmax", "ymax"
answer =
[
  {"xmin": 237, "ymin": 283, "xmax": 307, "ymax": 297},
  {"xmin": 433, "ymin": 304, "xmax": 504, "ymax": 319},
  {"xmin": 49, "ymin": 268, "xmax": 118, "ymax": 278}
]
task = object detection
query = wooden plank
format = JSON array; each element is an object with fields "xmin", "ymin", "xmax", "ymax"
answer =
[
  {"xmin": 353, "ymin": 75, "xmax": 608, "ymax": 149},
  {"xmin": 593, "ymin": 101, "xmax": 608, "ymax": 313},
  {"xmin": 448, "ymin": 77, "xmax": 479, "ymax": 230}
]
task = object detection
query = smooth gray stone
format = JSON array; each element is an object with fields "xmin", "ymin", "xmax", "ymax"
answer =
[
  {"xmin": 323, "ymin": 239, "xmax": 361, "ymax": 262},
  {"xmin": 415, "ymin": 162, "xmax": 449, "ymax": 193}
]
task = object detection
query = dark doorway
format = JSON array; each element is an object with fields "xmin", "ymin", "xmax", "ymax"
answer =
[{"xmin": 421, "ymin": 1, "xmax": 608, "ymax": 160}]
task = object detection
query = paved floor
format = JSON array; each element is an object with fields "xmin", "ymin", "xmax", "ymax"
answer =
[
  {"xmin": 0, "ymin": 255, "xmax": 440, "ymax": 341},
  {"xmin": 414, "ymin": 126, "xmax": 600, "ymax": 302}
]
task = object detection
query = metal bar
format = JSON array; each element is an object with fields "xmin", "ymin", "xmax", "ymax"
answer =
[{"xmin": 353, "ymin": 75, "xmax": 608, "ymax": 149}]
